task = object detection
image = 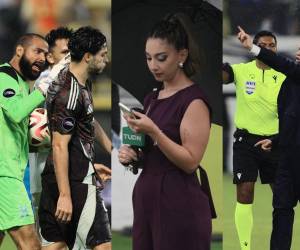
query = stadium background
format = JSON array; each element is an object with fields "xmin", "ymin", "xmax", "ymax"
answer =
[{"xmin": 223, "ymin": 0, "xmax": 300, "ymax": 249}]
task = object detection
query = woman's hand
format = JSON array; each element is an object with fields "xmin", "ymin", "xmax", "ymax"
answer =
[
  {"xmin": 125, "ymin": 111, "xmax": 159, "ymax": 137},
  {"xmin": 118, "ymin": 145, "xmax": 138, "ymax": 165},
  {"xmin": 254, "ymin": 139, "xmax": 272, "ymax": 152}
]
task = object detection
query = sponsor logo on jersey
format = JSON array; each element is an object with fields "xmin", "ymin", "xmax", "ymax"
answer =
[
  {"xmin": 245, "ymin": 81, "xmax": 256, "ymax": 95},
  {"xmin": 62, "ymin": 117, "xmax": 76, "ymax": 131},
  {"xmin": 19, "ymin": 205, "xmax": 30, "ymax": 218},
  {"xmin": 87, "ymin": 104, "xmax": 93, "ymax": 114},
  {"xmin": 3, "ymin": 88, "xmax": 15, "ymax": 98},
  {"xmin": 237, "ymin": 172, "xmax": 242, "ymax": 179}
]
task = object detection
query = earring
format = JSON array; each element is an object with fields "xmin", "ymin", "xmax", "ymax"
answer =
[{"xmin": 178, "ymin": 62, "xmax": 184, "ymax": 68}]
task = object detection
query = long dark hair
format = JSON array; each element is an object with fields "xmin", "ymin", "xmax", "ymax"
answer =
[{"xmin": 147, "ymin": 13, "xmax": 201, "ymax": 77}]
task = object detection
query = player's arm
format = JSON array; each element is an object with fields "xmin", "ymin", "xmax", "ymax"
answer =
[
  {"xmin": 52, "ymin": 132, "xmax": 72, "ymax": 223},
  {"xmin": 222, "ymin": 63, "xmax": 235, "ymax": 84},
  {"xmin": 0, "ymin": 75, "xmax": 45, "ymax": 123},
  {"xmin": 128, "ymin": 99, "xmax": 210, "ymax": 174},
  {"xmin": 48, "ymin": 85, "xmax": 77, "ymax": 223},
  {"xmin": 94, "ymin": 119, "xmax": 112, "ymax": 154},
  {"xmin": 94, "ymin": 163, "xmax": 111, "ymax": 182},
  {"xmin": 256, "ymin": 47, "xmax": 300, "ymax": 81}
]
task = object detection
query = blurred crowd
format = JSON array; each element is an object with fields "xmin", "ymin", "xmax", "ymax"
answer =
[
  {"xmin": 0, "ymin": 0, "xmax": 111, "ymax": 111},
  {"xmin": 223, "ymin": 0, "xmax": 300, "ymax": 36}
]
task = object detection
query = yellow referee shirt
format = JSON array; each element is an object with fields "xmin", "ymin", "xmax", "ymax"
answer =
[{"xmin": 232, "ymin": 60, "xmax": 285, "ymax": 135}]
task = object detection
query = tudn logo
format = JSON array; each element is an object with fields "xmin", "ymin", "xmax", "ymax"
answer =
[
  {"xmin": 3, "ymin": 88, "xmax": 15, "ymax": 98},
  {"xmin": 124, "ymin": 134, "xmax": 142, "ymax": 142}
]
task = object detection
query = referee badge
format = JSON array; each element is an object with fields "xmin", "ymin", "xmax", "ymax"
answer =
[{"xmin": 245, "ymin": 81, "xmax": 256, "ymax": 95}]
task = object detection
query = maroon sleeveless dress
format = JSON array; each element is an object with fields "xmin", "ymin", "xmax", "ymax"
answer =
[{"xmin": 132, "ymin": 84, "xmax": 212, "ymax": 250}]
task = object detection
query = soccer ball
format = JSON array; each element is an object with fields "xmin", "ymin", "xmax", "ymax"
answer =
[{"xmin": 29, "ymin": 108, "xmax": 50, "ymax": 147}]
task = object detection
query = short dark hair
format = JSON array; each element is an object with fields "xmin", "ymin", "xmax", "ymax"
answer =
[
  {"xmin": 68, "ymin": 26, "xmax": 107, "ymax": 62},
  {"xmin": 45, "ymin": 27, "xmax": 73, "ymax": 51},
  {"xmin": 253, "ymin": 30, "xmax": 277, "ymax": 45},
  {"xmin": 15, "ymin": 33, "xmax": 46, "ymax": 51},
  {"xmin": 147, "ymin": 13, "xmax": 202, "ymax": 77}
]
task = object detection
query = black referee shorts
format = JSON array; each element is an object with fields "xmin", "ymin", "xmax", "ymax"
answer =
[{"xmin": 233, "ymin": 129, "xmax": 279, "ymax": 184}]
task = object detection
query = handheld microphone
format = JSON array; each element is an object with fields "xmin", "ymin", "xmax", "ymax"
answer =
[{"xmin": 122, "ymin": 126, "xmax": 145, "ymax": 174}]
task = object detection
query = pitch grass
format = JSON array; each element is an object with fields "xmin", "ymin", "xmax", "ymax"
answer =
[
  {"xmin": 0, "ymin": 235, "xmax": 15, "ymax": 250},
  {"xmin": 112, "ymin": 232, "xmax": 222, "ymax": 250},
  {"xmin": 201, "ymin": 124, "xmax": 223, "ymax": 234},
  {"xmin": 223, "ymin": 173, "xmax": 300, "ymax": 250},
  {"xmin": 1, "ymin": 232, "xmax": 222, "ymax": 250}
]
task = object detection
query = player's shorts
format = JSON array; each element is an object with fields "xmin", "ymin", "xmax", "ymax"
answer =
[
  {"xmin": 0, "ymin": 177, "xmax": 34, "ymax": 231},
  {"xmin": 23, "ymin": 162, "xmax": 32, "ymax": 201},
  {"xmin": 233, "ymin": 129, "xmax": 279, "ymax": 184},
  {"xmin": 39, "ymin": 180, "xmax": 111, "ymax": 249}
]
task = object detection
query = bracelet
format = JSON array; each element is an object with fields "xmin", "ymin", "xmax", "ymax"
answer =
[{"xmin": 153, "ymin": 129, "xmax": 163, "ymax": 146}]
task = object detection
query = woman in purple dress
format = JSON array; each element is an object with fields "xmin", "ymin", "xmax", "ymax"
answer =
[{"xmin": 118, "ymin": 13, "xmax": 214, "ymax": 250}]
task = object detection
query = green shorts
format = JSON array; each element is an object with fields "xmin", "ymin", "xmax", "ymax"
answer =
[{"xmin": 0, "ymin": 177, "xmax": 34, "ymax": 231}]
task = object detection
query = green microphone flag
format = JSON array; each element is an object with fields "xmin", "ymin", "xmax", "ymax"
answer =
[{"xmin": 122, "ymin": 126, "xmax": 145, "ymax": 147}]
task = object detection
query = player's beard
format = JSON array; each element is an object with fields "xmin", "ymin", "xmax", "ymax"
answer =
[
  {"xmin": 88, "ymin": 60, "xmax": 105, "ymax": 76},
  {"xmin": 19, "ymin": 55, "xmax": 45, "ymax": 81}
]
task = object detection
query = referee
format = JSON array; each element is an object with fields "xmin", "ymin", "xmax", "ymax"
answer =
[{"xmin": 223, "ymin": 30, "xmax": 285, "ymax": 249}]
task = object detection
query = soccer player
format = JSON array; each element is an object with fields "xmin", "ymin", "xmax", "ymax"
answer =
[
  {"xmin": 223, "ymin": 30, "xmax": 286, "ymax": 249},
  {"xmin": 0, "ymin": 33, "xmax": 48, "ymax": 249},
  {"xmin": 28, "ymin": 26, "xmax": 73, "ymax": 227},
  {"xmin": 39, "ymin": 26, "xmax": 111, "ymax": 250}
]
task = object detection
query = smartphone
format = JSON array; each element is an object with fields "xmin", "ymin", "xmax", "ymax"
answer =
[{"xmin": 119, "ymin": 102, "xmax": 135, "ymax": 118}]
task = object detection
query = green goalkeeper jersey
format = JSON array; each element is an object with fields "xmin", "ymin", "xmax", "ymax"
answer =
[{"xmin": 0, "ymin": 63, "xmax": 44, "ymax": 181}]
